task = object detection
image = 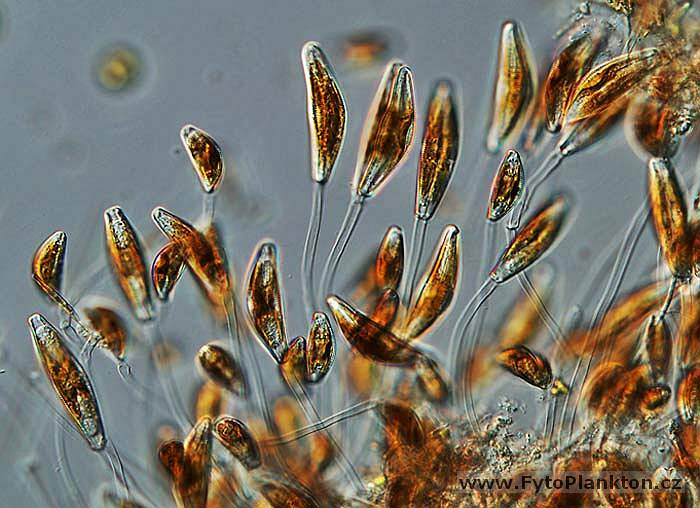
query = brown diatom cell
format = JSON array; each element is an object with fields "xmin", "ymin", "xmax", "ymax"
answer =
[
  {"xmin": 626, "ymin": 95, "xmax": 682, "ymax": 159},
  {"xmin": 246, "ymin": 241, "xmax": 288, "ymax": 363},
  {"xmin": 196, "ymin": 343, "xmax": 246, "ymax": 397},
  {"xmin": 486, "ymin": 149, "xmax": 524, "ymax": 222},
  {"xmin": 31, "ymin": 230, "xmax": 66, "ymax": 301},
  {"xmin": 178, "ymin": 416, "xmax": 213, "ymax": 508},
  {"xmin": 152, "ymin": 208, "xmax": 230, "ymax": 314},
  {"xmin": 83, "ymin": 305, "xmax": 127, "ymax": 360},
  {"xmin": 27, "ymin": 313, "xmax": 106, "ymax": 451},
  {"xmin": 272, "ymin": 396, "xmax": 306, "ymax": 439},
  {"xmin": 306, "ymin": 311, "xmax": 335, "ymax": 383},
  {"xmin": 280, "ymin": 336, "xmax": 307, "ymax": 386},
  {"xmin": 104, "ymin": 206, "xmax": 154, "ymax": 321},
  {"xmin": 415, "ymin": 356, "xmax": 451, "ymax": 403},
  {"xmin": 565, "ymin": 48, "xmax": 660, "ymax": 125},
  {"xmin": 327, "ymin": 295, "xmax": 419, "ymax": 366},
  {"xmin": 151, "ymin": 242, "xmax": 186, "ymax": 302},
  {"xmin": 158, "ymin": 439, "xmax": 185, "ymax": 480},
  {"xmin": 671, "ymin": 421, "xmax": 700, "ymax": 486},
  {"xmin": 678, "ymin": 290, "xmax": 700, "ymax": 366},
  {"xmin": 346, "ymin": 353, "xmax": 381, "ymax": 397},
  {"xmin": 677, "ymin": 364, "xmax": 700, "ymax": 425},
  {"xmin": 180, "ymin": 124, "xmax": 225, "ymax": 194},
  {"xmin": 641, "ymin": 384, "xmax": 671, "ymax": 414},
  {"xmin": 497, "ymin": 263, "xmax": 555, "ymax": 348},
  {"xmin": 342, "ymin": 29, "xmax": 392, "ymax": 67},
  {"xmin": 415, "ymin": 78, "xmax": 460, "ymax": 221},
  {"xmin": 213, "ymin": 415, "xmax": 261, "ymax": 470},
  {"xmin": 544, "ymin": 32, "xmax": 600, "ymax": 133},
  {"xmin": 497, "ymin": 345, "xmax": 553, "ymax": 390},
  {"xmin": 370, "ymin": 288, "xmax": 401, "ymax": 328},
  {"xmin": 302, "ymin": 41, "xmax": 346, "ymax": 185},
  {"xmin": 379, "ymin": 400, "xmax": 426, "ymax": 449},
  {"xmin": 586, "ymin": 363, "xmax": 653, "ymax": 422},
  {"xmin": 353, "ymin": 60, "xmax": 415, "ymax": 198},
  {"xmin": 194, "ymin": 381, "xmax": 227, "ymax": 420},
  {"xmin": 375, "ymin": 225, "xmax": 405, "ymax": 292},
  {"xmin": 255, "ymin": 475, "xmax": 321, "ymax": 508},
  {"xmin": 692, "ymin": 218, "xmax": 700, "ymax": 277},
  {"xmin": 558, "ymin": 94, "xmax": 627, "ymax": 156},
  {"xmin": 489, "ymin": 193, "xmax": 570, "ymax": 284},
  {"xmin": 485, "ymin": 20, "xmax": 537, "ymax": 153},
  {"xmin": 583, "ymin": 362, "xmax": 627, "ymax": 418},
  {"xmin": 403, "ymin": 224, "xmax": 460, "ymax": 340},
  {"xmin": 637, "ymin": 314, "xmax": 672, "ymax": 382},
  {"xmin": 573, "ymin": 279, "xmax": 668, "ymax": 355},
  {"xmin": 307, "ymin": 432, "xmax": 335, "ymax": 476},
  {"xmin": 648, "ymin": 157, "xmax": 692, "ymax": 279}
]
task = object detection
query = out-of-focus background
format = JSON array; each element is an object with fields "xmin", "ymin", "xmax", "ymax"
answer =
[{"xmin": 0, "ymin": 1, "xmax": 662, "ymax": 505}]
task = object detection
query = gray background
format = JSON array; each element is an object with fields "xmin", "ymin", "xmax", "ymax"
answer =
[{"xmin": 0, "ymin": 1, "xmax": 664, "ymax": 506}]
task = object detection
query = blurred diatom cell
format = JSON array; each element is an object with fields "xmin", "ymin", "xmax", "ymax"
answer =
[
  {"xmin": 338, "ymin": 28, "xmax": 404, "ymax": 68},
  {"xmin": 94, "ymin": 44, "xmax": 143, "ymax": 93},
  {"xmin": 15, "ymin": 1, "xmax": 700, "ymax": 507}
]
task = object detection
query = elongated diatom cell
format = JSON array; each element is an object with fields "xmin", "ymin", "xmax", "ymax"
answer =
[
  {"xmin": 280, "ymin": 335, "xmax": 307, "ymax": 385},
  {"xmin": 255, "ymin": 475, "xmax": 322, "ymax": 508},
  {"xmin": 415, "ymin": 79, "xmax": 460, "ymax": 221},
  {"xmin": 180, "ymin": 124, "xmax": 225, "ymax": 194},
  {"xmin": 302, "ymin": 41, "xmax": 347, "ymax": 185},
  {"xmin": 27, "ymin": 313, "xmax": 106, "ymax": 451},
  {"xmin": 177, "ymin": 416, "xmax": 213, "ymax": 508},
  {"xmin": 544, "ymin": 32, "xmax": 599, "ymax": 133},
  {"xmin": 678, "ymin": 364, "xmax": 700, "ymax": 425},
  {"xmin": 196, "ymin": 343, "xmax": 246, "ymax": 397},
  {"xmin": 306, "ymin": 311, "xmax": 335, "ymax": 382},
  {"xmin": 353, "ymin": 61, "xmax": 415, "ymax": 198},
  {"xmin": 403, "ymin": 224, "xmax": 460, "ymax": 340},
  {"xmin": 152, "ymin": 207, "xmax": 230, "ymax": 308},
  {"xmin": 195, "ymin": 380, "xmax": 226, "ymax": 420},
  {"xmin": 151, "ymin": 241, "xmax": 186, "ymax": 302},
  {"xmin": 415, "ymin": 356, "xmax": 451, "ymax": 403},
  {"xmin": 486, "ymin": 20, "xmax": 537, "ymax": 153},
  {"xmin": 486, "ymin": 149, "xmax": 523, "ymax": 221},
  {"xmin": 83, "ymin": 305, "xmax": 127, "ymax": 360},
  {"xmin": 246, "ymin": 242, "xmax": 288, "ymax": 363},
  {"xmin": 497, "ymin": 345, "xmax": 553, "ymax": 390},
  {"xmin": 489, "ymin": 194, "xmax": 569, "ymax": 283},
  {"xmin": 370, "ymin": 288, "xmax": 400, "ymax": 328},
  {"xmin": 327, "ymin": 295, "xmax": 418, "ymax": 365},
  {"xmin": 375, "ymin": 225, "xmax": 404, "ymax": 292},
  {"xmin": 159, "ymin": 439, "xmax": 185, "ymax": 480},
  {"xmin": 648, "ymin": 157, "xmax": 692, "ymax": 280},
  {"xmin": 565, "ymin": 48, "xmax": 660, "ymax": 125},
  {"xmin": 558, "ymin": 94, "xmax": 627, "ymax": 156},
  {"xmin": 31, "ymin": 230, "xmax": 67, "ymax": 300},
  {"xmin": 104, "ymin": 206, "xmax": 154, "ymax": 321},
  {"xmin": 626, "ymin": 95, "xmax": 682, "ymax": 159},
  {"xmin": 213, "ymin": 416, "xmax": 261, "ymax": 470}
]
